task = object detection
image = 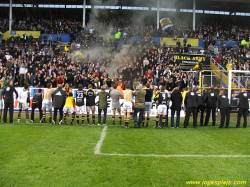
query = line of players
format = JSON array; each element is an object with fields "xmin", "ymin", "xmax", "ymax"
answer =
[{"xmin": 1, "ymin": 79, "xmax": 249, "ymax": 128}]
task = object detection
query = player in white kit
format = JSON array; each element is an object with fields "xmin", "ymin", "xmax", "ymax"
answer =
[
  {"xmin": 18, "ymin": 84, "xmax": 30, "ymax": 123},
  {"xmin": 123, "ymin": 84, "xmax": 133, "ymax": 128},
  {"xmin": 42, "ymin": 83, "xmax": 53, "ymax": 123}
]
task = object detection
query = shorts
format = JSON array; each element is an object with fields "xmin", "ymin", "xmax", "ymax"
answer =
[
  {"xmin": 63, "ymin": 107, "xmax": 75, "ymax": 114},
  {"xmin": 157, "ymin": 104, "xmax": 167, "ymax": 115},
  {"xmin": 123, "ymin": 101, "xmax": 132, "ymax": 113},
  {"xmin": 19, "ymin": 102, "xmax": 29, "ymax": 110},
  {"xmin": 145, "ymin": 102, "xmax": 152, "ymax": 113},
  {"xmin": 76, "ymin": 106, "xmax": 85, "ymax": 114},
  {"xmin": 0, "ymin": 100, "xmax": 3, "ymax": 109},
  {"xmin": 112, "ymin": 102, "xmax": 121, "ymax": 111},
  {"xmin": 86, "ymin": 106, "xmax": 95, "ymax": 113},
  {"xmin": 42, "ymin": 100, "xmax": 52, "ymax": 110}
]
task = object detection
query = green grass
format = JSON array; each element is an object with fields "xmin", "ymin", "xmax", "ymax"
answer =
[{"xmin": 0, "ymin": 114, "xmax": 250, "ymax": 187}]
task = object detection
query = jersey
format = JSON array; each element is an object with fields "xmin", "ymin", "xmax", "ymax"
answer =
[
  {"xmin": 85, "ymin": 89, "xmax": 96, "ymax": 106},
  {"xmin": 19, "ymin": 90, "xmax": 29, "ymax": 103},
  {"xmin": 64, "ymin": 96, "xmax": 75, "ymax": 108},
  {"xmin": 75, "ymin": 90, "xmax": 85, "ymax": 106},
  {"xmin": 158, "ymin": 92, "xmax": 168, "ymax": 105},
  {"xmin": 145, "ymin": 89, "xmax": 153, "ymax": 102},
  {"xmin": 32, "ymin": 93, "xmax": 43, "ymax": 105}
]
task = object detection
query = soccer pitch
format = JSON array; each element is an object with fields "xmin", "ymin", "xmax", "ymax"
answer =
[{"xmin": 0, "ymin": 116, "xmax": 250, "ymax": 187}]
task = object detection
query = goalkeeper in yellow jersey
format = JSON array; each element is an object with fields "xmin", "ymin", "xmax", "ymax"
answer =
[{"xmin": 63, "ymin": 92, "xmax": 75, "ymax": 125}]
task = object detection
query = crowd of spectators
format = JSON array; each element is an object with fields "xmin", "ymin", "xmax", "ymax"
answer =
[{"xmin": 0, "ymin": 13, "xmax": 250, "ymax": 91}]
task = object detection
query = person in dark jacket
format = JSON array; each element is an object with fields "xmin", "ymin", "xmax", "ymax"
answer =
[
  {"xmin": 196, "ymin": 90, "xmax": 206, "ymax": 126},
  {"xmin": 51, "ymin": 84, "xmax": 67, "ymax": 124},
  {"xmin": 170, "ymin": 86, "xmax": 182, "ymax": 128},
  {"xmin": 204, "ymin": 87, "xmax": 217, "ymax": 126},
  {"xmin": 217, "ymin": 90, "xmax": 231, "ymax": 128},
  {"xmin": 184, "ymin": 88, "xmax": 198, "ymax": 128},
  {"xmin": 97, "ymin": 85, "xmax": 109, "ymax": 125},
  {"xmin": 234, "ymin": 88, "xmax": 250, "ymax": 128},
  {"xmin": 133, "ymin": 84, "xmax": 146, "ymax": 128},
  {"xmin": 31, "ymin": 89, "xmax": 43, "ymax": 123},
  {"xmin": 3, "ymin": 80, "xmax": 18, "ymax": 123}
]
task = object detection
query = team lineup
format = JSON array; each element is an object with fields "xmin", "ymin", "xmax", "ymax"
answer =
[{"xmin": 1, "ymin": 80, "xmax": 250, "ymax": 128}]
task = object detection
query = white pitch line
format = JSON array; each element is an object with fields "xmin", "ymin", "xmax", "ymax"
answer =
[
  {"xmin": 97, "ymin": 153, "xmax": 250, "ymax": 158},
  {"xmin": 94, "ymin": 125, "xmax": 108, "ymax": 154}
]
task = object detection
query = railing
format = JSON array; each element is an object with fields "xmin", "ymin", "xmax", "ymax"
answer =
[{"xmin": 211, "ymin": 57, "xmax": 244, "ymax": 88}]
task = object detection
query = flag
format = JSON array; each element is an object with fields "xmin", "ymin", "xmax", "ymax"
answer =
[
  {"xmin": 64, "ymin": 45, "xmax": 69, "ymax": 51},
  {"xmin": 79, "ymin": 52, "xmax": 84, "ymax": 58},
  {"xmin": 160, "ymin": 18, "xmax": 173, "ymax": 30}
]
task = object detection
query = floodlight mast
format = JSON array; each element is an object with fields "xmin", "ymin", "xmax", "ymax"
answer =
[
  {"xmin": 9, "ymin": 0, "xmax": 12, "ymax": 31},
  {"xmin": 157, "ymin": 0, "xmax": 160, "ymax": 30},
  {"xmin": 83, "ymin": 0, "xmax": 86, "ymax": 28}
]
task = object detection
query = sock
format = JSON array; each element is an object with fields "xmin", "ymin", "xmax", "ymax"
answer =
[
  {"xmin": 0, "ymin": 116, "xmax": 1, "ymax": 121},
  {"xmin": 43, "ymin": 112, "xmax": 46, "ymax": 122},
  {"xmin": 119, "ymin": 116, "xmax": 122, "ymax": 125},
  {"xmin": 26, "ymin": 118, "xmax": 29, "ymax": 122},
  {"xmin": 156, "ymin": 114, "xmax": 159, "ymax": 127},
  {"xmin": 76, "ymin": 115, "xmax": 79, "ymax": 124},
  {"xmin": 160, "ymin": 115, "xmax": 163, "ymax": 127},
  {"xmin": 92, "ymin": 115, "xmax": 95, "ymax": 124},
  {"xmin": 162, "ymin": 115, "xmax": 166, "ymax": 127},
  {"xmin": 142, "ymin": 117, "xmax": 145, "ymax": 126},
  {"xmin": 63, "ymin": 113, "xmax": 67, "ymax": 123},
  {"xmin": 146, "ymin": 117, "xmax": 150, "ymax": 126},
  {"xmin": 71, "ymin": 113, "xmax": 75, "ymax": 123},
  {"xmin": 87, "ymin": 114, "xmax": 90, "ymax": 124},
  {"xmin": 49, "ymin": 113, "xmax": 52, "ymax": 123},
  {"xmin": 82, "ymin": 115, "xmax": 85, "ymax": 124},
  {"xmin": 112, "ymin": 115, "xmax": 115, "ymax": 124}
]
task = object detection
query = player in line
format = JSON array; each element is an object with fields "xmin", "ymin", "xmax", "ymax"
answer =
[
  {"xmin": 123, "ymin": 84, "xmax": 133, "ymax": 128},
  {"xmin": 18, "ymin": 84, "xmax": 30, "ymax": 123},
  {"xmin": 63, "ymin": 92, "xmax": 75, "ymax": 125},
  {"xmin": 110, "ymin": 84, "xmax": 123, "ymax": 125},
  {"xmin": 154, "ymin": 86, "xmax": 169, "ymax": 129},
  {"xmin": 85, "ymin": 84, "xmax": 96, "ymax": 125},
  {"xmin": 142, "ymin": 83, "xmax": 153, "ymax": 127},
  {"xmin": 42, "ymin": 83, "xmax": 53, "ymax": 123},
  {"xmin": 75, "ymin": 84, "xmax": 85, "ymax": 126}
]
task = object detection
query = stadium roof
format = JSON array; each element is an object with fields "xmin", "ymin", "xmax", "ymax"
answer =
[{"xmin": 1, "ymin": 0, "xmax": 250, "ymax": 12}]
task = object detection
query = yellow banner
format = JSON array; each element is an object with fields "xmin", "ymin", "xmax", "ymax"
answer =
[
  {"xmin": 4, "ymin": 31, "xmax": 41, "ymax": 40},
  {"xmin": 160, "ymin": 37, "xmax": 199, "ymax": 47}
]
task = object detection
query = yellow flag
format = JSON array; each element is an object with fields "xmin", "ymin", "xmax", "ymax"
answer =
[
  {"xmin": 64, "ymin": 45, "xmax": 69, "ymax": 51},
  {"xmin": 79, "ymin": 52, "xmax": 84, "ymax": 58}
]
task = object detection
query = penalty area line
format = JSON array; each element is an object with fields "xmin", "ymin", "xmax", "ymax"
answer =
[
  {"xmin": 94, "ymin": 125, "xmax": 108, "ymax": 154},
  {"xmin": 97, "ymin": 153, "xmax": 250, "ymax": 158}
]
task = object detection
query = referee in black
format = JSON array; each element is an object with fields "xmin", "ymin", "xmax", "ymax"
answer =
[
  {"xmin": 204, "ymin": 87, "xmax": 217, "ymax": 126},
  {"xmin": 217, "ymin": 90, "xmax": 231, "ymax": 128},
  {"xmin": 234, "ymin": 88, "xmax": 250, "ymax": 128},
  {"xmin": 184, "ymin": 88, "xmax": 198, "ymax": 128},
  {"xmin": 51, "ymin": 84, "xmax": 67, "ymax": 124},
  {"xmin": 3, "ymin": 80, "xmax": 18, "ymax": 123},
  {"xmin": 31, "ymin": 89, "xmax": 43, "ymax": 123}
]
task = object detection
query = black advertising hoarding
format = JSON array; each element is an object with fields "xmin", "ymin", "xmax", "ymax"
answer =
[{"xmin": 169, "ymin": 54, "xmax": 210, "ymax": 65}]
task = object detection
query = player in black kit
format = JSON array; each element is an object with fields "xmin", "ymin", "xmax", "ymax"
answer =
[
  {"xmin": 142, "ymin": 83, "xmax": 153, "ymax": 127},
  {"xmin": 75, "ymin": 84, "xmax": 85, "ymax": 125},
  {"xmin": 85, "ymin": 84, "xmax": 96, "ymax": 125},
  {"xmin": 154, "ymin": 86, "xmax": 169, "ymax": 129}
]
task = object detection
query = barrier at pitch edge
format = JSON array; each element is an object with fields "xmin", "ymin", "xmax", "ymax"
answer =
[{"xmin": 9, "ymin": 87, "xmax": 185, "ymax": 117}]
